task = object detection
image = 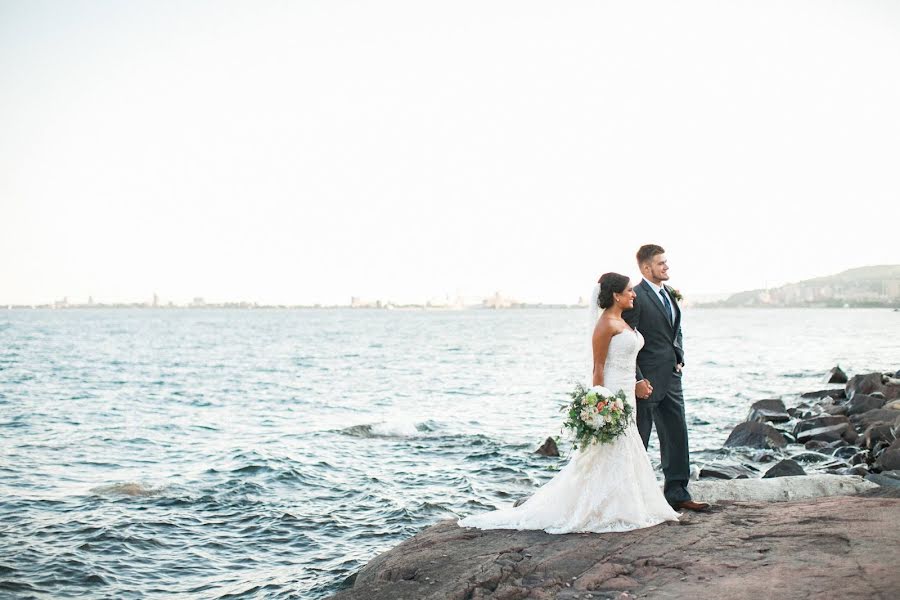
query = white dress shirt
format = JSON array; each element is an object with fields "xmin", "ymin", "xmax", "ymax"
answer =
[{"xmin": 643, "ymin": 277, "xmax": 675, "ymax": 324}]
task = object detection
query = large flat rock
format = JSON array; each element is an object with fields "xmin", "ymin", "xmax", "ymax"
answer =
[
  {"xmin": 690, "ymin": 474, "xmax": 876, "ymax": 503},
  {"xmin": 332, "ymin": 493, "xmax": 899, "ymax": 600}
]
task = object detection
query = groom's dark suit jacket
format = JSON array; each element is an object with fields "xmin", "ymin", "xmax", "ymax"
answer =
[{"xmin": 623, "ymin": 279, "xmax": 683, "ymax": 400}]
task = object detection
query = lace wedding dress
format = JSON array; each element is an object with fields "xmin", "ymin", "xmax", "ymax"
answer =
[{"xmin": 458, "ymin": 329, "xmax": 679, "ymax": 533}]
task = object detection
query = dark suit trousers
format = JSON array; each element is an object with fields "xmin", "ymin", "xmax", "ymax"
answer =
[{"xmin": 636, "ymin": 370, "xmax": 691, "ymax": 504}]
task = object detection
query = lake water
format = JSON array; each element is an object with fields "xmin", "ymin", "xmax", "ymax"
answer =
[{"xmin": 1, "ymin": 308, "xmax": 897, "ymax": 598}]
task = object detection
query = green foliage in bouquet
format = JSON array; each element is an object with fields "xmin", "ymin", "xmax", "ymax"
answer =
[{"xmin": 562, "ymin": 383, "xmax": 633, "ymax": 449}]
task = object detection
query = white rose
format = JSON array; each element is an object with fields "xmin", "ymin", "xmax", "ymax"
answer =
[{"xmin": 589, "ymin": 385, "xmax": 612, "ymax": 398}]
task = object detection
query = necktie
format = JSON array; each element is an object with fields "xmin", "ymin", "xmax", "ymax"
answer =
[{"xmin": 659, "ymin": 288, "xmax": 673, "ymax": 325}]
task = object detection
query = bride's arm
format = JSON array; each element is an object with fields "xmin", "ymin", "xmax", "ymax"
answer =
[
  {"xmin": 622, "ymin": 300, "xmax": 643, "ymax": 381},
  {"xmin": 591, "ymin": 321, "xmax": 615, "ymax": 387}
]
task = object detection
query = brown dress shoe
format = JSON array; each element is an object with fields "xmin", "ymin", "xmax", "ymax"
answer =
[{"xmin": 673, "ymin": 500, "xmax": 711, "ymax": 511}]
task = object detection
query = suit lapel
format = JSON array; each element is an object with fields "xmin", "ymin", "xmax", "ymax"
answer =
[
  {"xmin": 641, "ymin": 280, "xmax": 674, "ymax": 331},
  {"xmin": 665, "ymin": 284, "xmax": 682, "ymax": 331}
]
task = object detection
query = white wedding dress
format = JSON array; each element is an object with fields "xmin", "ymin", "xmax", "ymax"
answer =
[{"xmin": 458, "ymin": 329, "xmax": 679, "ymax": 534}]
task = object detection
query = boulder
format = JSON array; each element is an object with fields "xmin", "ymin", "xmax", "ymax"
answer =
[
  {"xmin": 847, "ymin": 394, "xmax": 886, "ymax": 416},
  {"xmin": 876, "ymin": 440, "xmax": 900, "ymax": 471},
  {"xmin": 826, "ymin": 365, "xmax": 848, "ymax": 384},
  {"xmin": 699, "ymin": 463, "xmax": 757, "ymax": 480},
  {"xmin": 788, "ymin": 408, "xmax": 817, "ymax": 420},
  {"xmin": 794, "ymin": 415, "xmax": 850, "ymax": 436},
  {"xmin": 824, "ymin": 403, "xmax": 849, "ymax": 416},
  {"xmin": 846, "ymin": 372, "xmax": 885, "ymax": 399},
  {"xmin": 866, "ymin": 472, "xmax": 900, "ymax": 489},
  {"xmin": 885, "ymin": 399, "xmax": 900, "ymax": 411},
  {"xmin": 747, "ymin": 399, "xmax": 789, "ymax": 423},
  {"xmin": 841, "ymin": 466, "xmax": 869, "ymax": 477},
  {"xmin": 852, "ymin": 408, "xmax": 900, "ymax": 430},
  {"xmin": 806, "ymin": 439, "xmax": 844, "ymax": 451},
  {"xmin": 797, "ymin": 423, "xmax": 850, "ymax": 444},
  {"xmin": 800, "ymin": 389, "xmax": 846, "ymax": 401},
  {"xmin": 804, "ymin": 440, "xmax": 830, "ymax": 451},
  {"xmin": 724, "ymin": 421, "xmax": 788, "ymax": 449},
  {"xmin": 685, "ymin": 475, "xmax": 876, "ymax": 503},
  {"xmin": 876, "ymin": 469, "xmax": 900, "ymax": 482},
  {"xmin": 763, "ymin": 459, "xmax": 806, "ymax": 478},
  {"xmin": 534, "ymin": 436, "xmax": 560, "ymax": 457},
  {"xmin": 863, "ymin": 423, "xmax": 896, "ymax": 449},
  {"xmin": 845, "ymin": 373, "xmax": 900, "ymax": 401}
]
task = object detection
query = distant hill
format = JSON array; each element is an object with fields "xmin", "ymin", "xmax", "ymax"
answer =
[{"xmin": 706, "ymin": 265, "xmax": 900, "ymax": 308}]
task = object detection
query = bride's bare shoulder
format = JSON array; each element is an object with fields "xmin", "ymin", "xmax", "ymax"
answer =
[{"xmin": 593, "ymin": 317, "xmax": 626, "ymax": 340}]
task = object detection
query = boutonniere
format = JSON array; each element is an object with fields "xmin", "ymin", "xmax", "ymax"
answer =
[{"xmin": 667, "ymin": 286, "xmax": 683, "ymax": 302}]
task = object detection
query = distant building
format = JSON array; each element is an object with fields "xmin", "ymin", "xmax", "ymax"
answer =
[
  {"xmin": 351, "ymin": 296, "xmax": 382, "ymax": 308},
  {"xmin": 425, "ymin": 294, "xmax": 466, "ymax": 309},
  {"xmin": 483, "ymin": 291, "xmax": 518, "ymax": 309}
]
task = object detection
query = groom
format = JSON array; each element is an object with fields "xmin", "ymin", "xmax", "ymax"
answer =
[{"xmin": 623, "ymin": 244, "xmax": 709, "ymax": 512}]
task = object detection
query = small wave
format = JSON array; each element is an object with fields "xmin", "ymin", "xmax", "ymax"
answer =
[
  {"xmin": 231, "ymin": 464, "xmax": 271, "ymax": 474},
  {"xmin": 0, "ymin": 580, "xmax": 38, "ymax": 593},
  {"xmin": 339, "ymin": 420, "xmax": 431, "ymax": 438},
  {"xmin": 90, "ymin": 483, "xmax": 165, "ymax": 497}
]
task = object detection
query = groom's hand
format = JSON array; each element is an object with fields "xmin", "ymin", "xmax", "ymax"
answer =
[
  {"xmin": 636, "ymin": 379, "xmax": 653, "ymax": 400},
  {"xmin": 675, "ymin": 363, "xmax": 683, "ymax": 373}
]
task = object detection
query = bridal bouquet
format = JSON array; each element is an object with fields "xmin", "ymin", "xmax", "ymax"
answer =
[{"xmin": 562, "ymin": 383, "xmax": 633, "ymax": 448}]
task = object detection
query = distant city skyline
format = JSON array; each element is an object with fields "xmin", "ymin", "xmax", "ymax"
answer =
[
  {"xmin": 2, "ymin": 1, "xmax": 899, "ymax": 306},
  {"xmin": 7, "ymin": 262, "xmax": 897, "ymax": 309},
  {"xmin": 0, "ymin": 262, "xmax": 889, "ymax": 308}
]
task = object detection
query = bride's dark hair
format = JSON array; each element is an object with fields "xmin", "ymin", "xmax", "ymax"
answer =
[{"xmin": 597, "ymin": 272, "xmax": 630, "ymax": 309}]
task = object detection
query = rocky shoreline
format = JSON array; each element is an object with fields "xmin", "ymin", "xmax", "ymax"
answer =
[
  {"xmin": 331, "ymin": 368, "xmax": 900, "ymax": 599},
  {"xmin": 706, "ymin": 368, "xmax": 900, "ymax": 488}
]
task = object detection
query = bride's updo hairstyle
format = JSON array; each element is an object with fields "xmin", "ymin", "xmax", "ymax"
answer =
[{"xmin": 597, "ymin": 272, "xmax": 630, "ymax": 309}]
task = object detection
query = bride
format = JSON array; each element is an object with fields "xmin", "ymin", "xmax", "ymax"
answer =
[{"xmin": 458, "ymin": 272, "xmax": 680, "ymax": 533}]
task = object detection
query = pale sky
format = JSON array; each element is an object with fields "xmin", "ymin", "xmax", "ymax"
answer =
[{"xmin": 1, "ymin": 0, "xmax": 899, "ymax": 305}]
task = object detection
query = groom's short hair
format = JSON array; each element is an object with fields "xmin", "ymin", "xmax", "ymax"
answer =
[{"xmin": 637, "ymin": 244, "xmax": 665, "ymax": 266}]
